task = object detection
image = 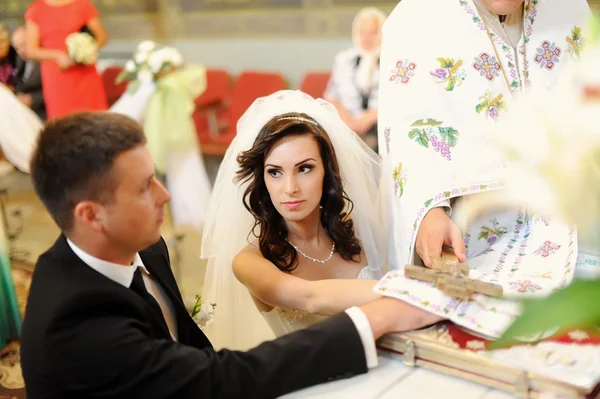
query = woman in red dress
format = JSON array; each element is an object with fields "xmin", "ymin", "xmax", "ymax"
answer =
[{"xmin": 25, "ymin": 0, "xmax": 108, "ymax": 119}]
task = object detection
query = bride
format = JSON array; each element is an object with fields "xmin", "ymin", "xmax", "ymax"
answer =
[{"xmin": 201, "ymin": 90, "xmax": 440, "ymax": 350}]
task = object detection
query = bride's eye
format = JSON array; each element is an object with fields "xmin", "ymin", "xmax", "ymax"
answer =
[
  {"xmin": 299, "ymin": 165, "xmax": 314, "ymax": 174},
  {"xmin": 266, "ymin": 168, "xmax": 281, "ymax": 177}
]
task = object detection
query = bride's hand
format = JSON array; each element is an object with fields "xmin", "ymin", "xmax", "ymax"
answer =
[
  {"xmin": 360, "ymin": 297, "xmax": 445, "ymax": 337},
  {"xmin": 416, "ymin": 207, "xmax": 467, "ymax": 267}
]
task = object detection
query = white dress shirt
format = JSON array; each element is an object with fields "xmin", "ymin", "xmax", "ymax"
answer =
[
  {"xmin": 66, "ymin": 239, "xmax": 179, "ymax": 341},
  {"xmin": 344, "ymin": 307, "xmax": 379, "ymax": 368}
]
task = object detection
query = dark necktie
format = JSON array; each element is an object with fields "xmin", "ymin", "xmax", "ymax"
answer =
[{"xmin": 130, "ymin": 268, "xmax": 168, "ymax": 327}]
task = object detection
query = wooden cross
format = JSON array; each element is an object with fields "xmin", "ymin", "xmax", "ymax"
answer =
[{"xmin": 404, "ymin": 247, "xmax": 503, "ymax": 299}]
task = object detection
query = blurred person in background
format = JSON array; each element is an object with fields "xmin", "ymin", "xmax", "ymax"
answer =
[
  {"xmin": 0, "ymin": 24, "xmax": 42, "ymax": 174},
  {"xmin": 0, "ymin": 24, "xmax": 17, "ymax": 88},
  {"xmin": 324, "ymin": 7, "xmax": 386, "ymax": 152},
  {"xmin": 25, "ymin": 0, "xmax": 108, "ymax": 119},
  {"xmin": 11, "ymin": 25, "xmax": 46, "ymax": 121}
]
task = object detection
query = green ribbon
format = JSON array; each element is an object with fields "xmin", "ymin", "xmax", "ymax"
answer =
[{"xmin": 143, "ymin": 64, "xmax": 207, "ymax": 173}]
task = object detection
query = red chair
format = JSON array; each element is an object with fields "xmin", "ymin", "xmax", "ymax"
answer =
[
  {"xmin": 196, "ymin": 71, "xmax": 287, "ymax": 156},
  {"xmin": 193, "ymin": 69, "xmax": 232, "ymax": 139},
  {"xmin": 299, "ymin": 71, "xmax": 331, "ymax": 99},
  {"xmin": 101, "ymin": 67, "xmax": 128, "ymax": 106}
]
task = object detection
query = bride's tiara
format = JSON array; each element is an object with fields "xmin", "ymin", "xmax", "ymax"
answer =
[{"xmin": 277, "ymin": 116, "xmax": 319, "ymax": 126}]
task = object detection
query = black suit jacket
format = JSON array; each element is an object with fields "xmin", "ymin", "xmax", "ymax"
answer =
[
  {"xmin": 21, "ymin": 236, "xmax": 368, "ymax": 399},
  {"xmin": 13, "ymin": 55, "xmax": 46, "ymax": 121}
]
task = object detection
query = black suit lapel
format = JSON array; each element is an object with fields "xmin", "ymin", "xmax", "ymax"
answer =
[
  {"xmin": 50, "ymin": 236, "xmax": 174, "ymax": 341},
  {"xmin": 140, "ymin": 245, "xmax": 212, "ymax": 349}
]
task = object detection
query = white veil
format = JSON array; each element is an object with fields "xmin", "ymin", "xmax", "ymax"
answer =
[{"xmin": 200, "ymin": 90, "xmax": 385, "ymax": 350}]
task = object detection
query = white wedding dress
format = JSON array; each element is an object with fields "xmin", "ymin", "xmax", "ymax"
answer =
[
  {"xmin": 262, "ymin": 266, "xmax": 379, "ymax": 337},
  {"xmin": 0, "ymin": 84, "xmax": 42, "ymax": 173}
]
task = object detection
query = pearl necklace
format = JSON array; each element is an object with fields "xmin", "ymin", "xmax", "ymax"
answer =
[{"xmin": 285, "ymin": 238, "xmax": 335, "ymax": 264}]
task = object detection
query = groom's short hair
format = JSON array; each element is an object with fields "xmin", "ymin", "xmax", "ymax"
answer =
[{"xmin": 30, "ymin": 112, "xmax": 146, "ymax": 232}]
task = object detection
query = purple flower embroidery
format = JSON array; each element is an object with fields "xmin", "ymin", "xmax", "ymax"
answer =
[
  {"xmin": 431, "ymin": 68, "xmax": 449, "ymax": 79},
  {"xmin": 487, "ymin": 235, "xmax": 498, "ymax": 245},
  {"xmin": 488, "ymin": 106, "xmax": 499, "ymax": 120}
]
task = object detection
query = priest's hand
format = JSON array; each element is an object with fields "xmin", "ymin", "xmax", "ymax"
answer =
[{"xmin": 416, "ymin": 207, "xmax": 467, "ymax": 267}]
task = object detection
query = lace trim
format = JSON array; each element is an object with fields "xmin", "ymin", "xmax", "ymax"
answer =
[
  {"xmin": 276, "ymin": 307, "xmax": 310, "ymax": 323},
  {"xmin": 357, "ymin": 266, "xmax": 377, "ymax": 280},
  {"xmin": 273, "ymin": 265, "xmax": 375, "ymax": 322}
]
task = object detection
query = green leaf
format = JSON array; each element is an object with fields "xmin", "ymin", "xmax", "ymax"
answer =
[
  {"xmin": 115, "ymin": 69, "xmax": 132, "ymax": 84},
  {"xmin": 424, "ymin": 199, "xmax": 433, "ymax": 207},
  {"xmin": 475, "ymin": 102, "xmax": 488, "ymax": 114},
  {"xmin": 444, "ymin": 127, "xmax": 459, "ymax": 147},
  {"xmin": 411, "ymin": 119, "xmax": 443, "ymax": 127},
  {"xmin": 478, "ymin": 231, "xmax": 489, "ymax": 240},
  {"xmin": 409, "ymin": 129, "xmax": 429, "ymax": 148},
  {"xmin": 445, "ymin": 77, "xmax": 457, "ymax": 91},
  {"xmin": 491, "ymin": 279, "xmax": 600, "ymax": 349},
  {"xmin": 437, "ymin": 57, "xmax": 453, "ymax": 68}
]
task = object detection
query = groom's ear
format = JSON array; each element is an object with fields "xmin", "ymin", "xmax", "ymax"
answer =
[{"xmin": 73, "ymin": 200, "xmax": 105, "ymax": 233}]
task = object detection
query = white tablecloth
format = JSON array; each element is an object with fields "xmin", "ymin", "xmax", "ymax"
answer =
[{"xmin": 281, "ymin": 353, "xmax": 516, "ymax": 399}]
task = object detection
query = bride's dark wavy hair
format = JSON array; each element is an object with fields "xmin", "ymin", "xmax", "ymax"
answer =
[{"xmin": 235, "ymin": 112, "xmax": 362, "ymax": 272}]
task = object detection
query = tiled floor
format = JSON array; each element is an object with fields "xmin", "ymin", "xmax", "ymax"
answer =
[{"xmin": 1, "ymin": 168, "xmax": 212, "ymax": 309}]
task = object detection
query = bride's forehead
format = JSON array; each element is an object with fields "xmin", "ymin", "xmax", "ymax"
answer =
[{"xmin": 265, "ymin": 135, "xmax": 320, "ymax": 161}]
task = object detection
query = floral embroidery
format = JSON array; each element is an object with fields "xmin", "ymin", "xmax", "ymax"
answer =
[
  {"xmin": 534, "ymin": 41, "xmax": 561, "ymax": 70},
  {"xmin": 568, "ymin": 330, "xmax": 589, "ymax": 341},
  {"xmin": 566, "ymin": 26, "xmax": 583, "ymax": 61},
  {"xmin": 390, "ymin": 60, "xmax": 417, "ymax": 84},
  {"xmin": 509, "ymin": 280, "xmax": 542, "ymax": 293},
  {"xmin": 473, "ymin": 53, "xmax": 501, "ymax": 81},
  {"xmin": 461, "ymin": 0, "xmax": 531, "ymax": 91},
  {"xmin": 464, "ymin": 231, "xmax": 472, "ymax": 256},
  {"xmin": 534, "ymin": 241, "xmax": 562, "ymax": 257},
  {"xmin": 494, "ymin": 211, "xmax": 525, "ymax": 273},
  {"xmin": 392, "ymin": 163, "xmax": 407, "ymax": 199},
  {"xmin": 466, "ymin": 340, "xmax": 486, "ymax": 351},
  {"xmin": 476, "ymin": 91, "xmax": 507, "ymax": 120},
  {"xmin": 509, "ymin": 223, "xmax": 531, "ymax": 275},
  {"xmin": 384, "ymin": 127, "xmax": 391, "ymax": 153},
  {"xmin": 431, "ymin": 57, "xmax": 466, "ymax": 91},
  {"xmin": 407, "ymin": 182, "xmax": 504, "ymax": 258},
  {"xmin": 478, "ymin": 217, "xmax": 508, "ymax": 245},
  {"xmin": 408, "ymin": 119, "xmax": 459, "ymax": 161}
]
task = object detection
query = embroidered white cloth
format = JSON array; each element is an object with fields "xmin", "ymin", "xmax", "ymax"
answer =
[{"xmin": 375, "ymin": 0, "xmax": 591, "ymax": 338}]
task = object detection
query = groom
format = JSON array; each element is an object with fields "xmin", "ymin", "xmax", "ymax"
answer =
[{"xmin": 21, "ymin": 112, "xmax": 438, "ymax": 399}]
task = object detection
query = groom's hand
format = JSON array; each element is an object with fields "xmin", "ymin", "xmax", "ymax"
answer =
[{"xmin": 416, "ymin": 207, "xmax": 467, "ymax": 267}]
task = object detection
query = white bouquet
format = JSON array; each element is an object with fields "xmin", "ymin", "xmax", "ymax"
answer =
[
  {"xmin": 65, "ymin": 32, "xmax": 98, "ymax": 65},
  {"xmin": 191, "ymin": 294, "xmax": 216, "ymax": 330},
  {"xmin": 116, "ymin": 40, "xmax": 184, "ymax": 93}
]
